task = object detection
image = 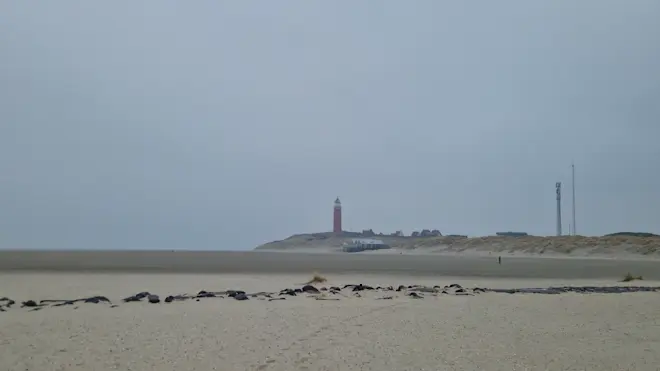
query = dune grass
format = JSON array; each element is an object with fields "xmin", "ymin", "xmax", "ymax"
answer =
[
  {"xmin": 621, "ymin": 272, "xmax": 643, "ymax": 282},
  {"xmin": 305, "ymin": 273, "xmax": 327, "ymax": 284}
]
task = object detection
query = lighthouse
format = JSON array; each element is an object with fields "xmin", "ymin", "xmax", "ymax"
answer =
[{"xmin": 333, "ymin": 197, "xmax": 342, "ymax": 234}]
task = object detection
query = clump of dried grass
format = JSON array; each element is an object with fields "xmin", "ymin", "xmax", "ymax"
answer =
[
  {"xmin": 306, "ymin": 272, "xmax": 327, "ymax": 284},
  {"xmin": 621, "ymin": 272, "xmax": 643, "ymax": 282}
]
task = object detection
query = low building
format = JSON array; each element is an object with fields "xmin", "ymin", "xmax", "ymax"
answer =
[
  {"xmin": 411, "ymin": 229, "xmax": 442, "ymax": 237},
  {"xmin": 341, "ymin": 238, "xmax": 391, "ymax": 253},
  {"xmin": 495, "ymin": 231, "xmax": 528, "ymax": 237},
  {"xmin": 361, "ymin": 229, "xmax": 376, "ymax": 237}
]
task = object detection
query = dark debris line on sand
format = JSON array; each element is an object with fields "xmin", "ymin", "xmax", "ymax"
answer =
[
  {"xmin": 2, "ymin": 285, "xmax": 660, "ymax": 313},
  {"xmin": 488, "ymin": 286, "xmax": 660, "ymax": 294}
]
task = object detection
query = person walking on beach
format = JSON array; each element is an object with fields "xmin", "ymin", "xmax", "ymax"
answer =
[{"xmin": 498, "ymin": 256, "xmax": 502, "ymax": 265}]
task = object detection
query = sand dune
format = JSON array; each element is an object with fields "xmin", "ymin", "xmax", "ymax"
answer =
[{"xmin": 255, "ymin": 233, "xmax": 660, "ymax": 258}]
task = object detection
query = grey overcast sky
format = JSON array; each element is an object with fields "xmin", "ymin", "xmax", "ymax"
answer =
[{"xmin": 1, "ymin": 1, "xmax": 659, "ymax": 250}]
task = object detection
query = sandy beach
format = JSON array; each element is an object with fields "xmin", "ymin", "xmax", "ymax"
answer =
[
  {"xmin": 2, "ymin": 250, "xmax": 660, "ymax": 279},
  {"xmin": 2, "ymin": 252, "xmax": 660, "ymax": 370}
]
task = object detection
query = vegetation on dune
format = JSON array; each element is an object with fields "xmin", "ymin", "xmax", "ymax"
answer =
[
  {"xmin": 306, "ymin": 273, "xmax": 327, "ymax": 284},
  {"xmin": 254, "ymin": 232, "xmax": 660, "ymax": 257},
  {"xmin": 605, "ymin": 232, "xmax": 660, "ymax": 238},
  {"xmin": 621, "ymin": 272, "xmax": 643, "ymax": 282}
]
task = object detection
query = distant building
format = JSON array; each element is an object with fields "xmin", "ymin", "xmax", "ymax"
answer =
[
  {"xmin": 446, "ymin": 234, "xmax": 468, "ymax": 238},
  {"xmin": 412, "ymin": 229, "xmax": 442, "ymax": 237},
  {"xmin": 420, "ymin": 229, "xmax": 442, "ymax": 237},
  {"xmin": 361, "ymin": 229, "xmax": 376, "ymax": 237},
  {"xmin": 495, "ymin": 231, "xmax": 528, "ymax": 237},
  {"xmin": 342, "ymin": 238, "xmax": 390, "ymax": 253}
]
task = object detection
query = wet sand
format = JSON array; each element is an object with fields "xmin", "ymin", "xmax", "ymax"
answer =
[
  {"xmin": 2, "ymin": 252, "xmax": 660, "ymax": 370},
  {"xmin": 1, "ymin": 250, "xmax": 660, "ymax": 279}
]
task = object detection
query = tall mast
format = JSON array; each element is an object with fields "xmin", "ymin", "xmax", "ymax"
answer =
[
  {"xmin": 571, "ymin": 162, "xmax": 576, "ymax": 236},
  {"xmin": 556, "ymin": 182, "xmax": 562, "ymax": 236}
]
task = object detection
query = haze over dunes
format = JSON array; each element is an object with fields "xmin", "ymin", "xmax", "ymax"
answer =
[{"xmin": 255, "ymin": 232, "xmax": 660, "ymax": 258}]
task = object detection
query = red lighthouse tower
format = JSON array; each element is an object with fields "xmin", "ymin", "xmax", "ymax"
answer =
[{"xmin": 333, "ymin": 197, "xmax": 342, "ymax": 234}]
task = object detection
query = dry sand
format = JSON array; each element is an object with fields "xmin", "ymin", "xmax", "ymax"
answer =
[
  {"xmin": 2, "ymin": 252, "xmax": 660, "ymax": 370},
  {"xmin": 2, "ymin": 250, "xmax": 660, "ymax": 279}
]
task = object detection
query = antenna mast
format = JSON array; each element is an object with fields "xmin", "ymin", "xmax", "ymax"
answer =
[
  {"xmin": 572, "ymin": 163, "xmax": 576, "ymax": 236},
  {"xmin": 556, "ymin": 182, "xmax": 562, "ymax": 236}
]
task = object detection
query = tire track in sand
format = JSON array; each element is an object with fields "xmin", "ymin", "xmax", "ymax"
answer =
[{"xmin": 253, "ymin": 300, "xmax": 406, "ymax": 370}]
